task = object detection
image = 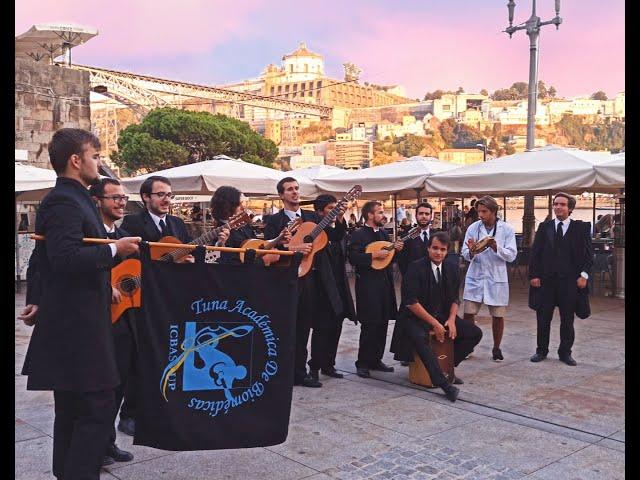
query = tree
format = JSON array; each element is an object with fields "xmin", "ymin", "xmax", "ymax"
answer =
[
  {"xmin": 505, "ymin": 144, "xmax": 516, "ymax": 155},
  {"xmin": 114, "ymin": 108, "xmax": 278, "ymax": 173},
  {"xmin": 423, "ymin": 89, "xmax": 444, "ymax": 100},
  {"xmin": 511, "ymin": 82, "xmax": 529, "ymax": 98},
  {"xmin": 398, "ymin": 135, "xmax": 427, "ymax": 157},
  {"xmin": 548, "ymin": 86, "xmax": 557, "ymax": 98},
  {"xmin": 480, "ymin": 88, "xmax": 489, "ymax": 96},
  {"xmin": 453, "ymin": 124, "xmax": 483, "ymax": 148},
  {"xmin": 491, "ymin": 88, "xmax": 520, "ymax": 101},
  {"xmin": 590, "ymin": 91, "xmax": 608, "ymax": 101},
  {"xmin": 456, "ymin": 86, "xmax": 465, "ymax": 94},
  {"xmin": 537, "ymin": 80, "xmax": 548, "ymax": 99}
]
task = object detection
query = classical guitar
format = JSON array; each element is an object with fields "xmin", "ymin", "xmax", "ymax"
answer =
[
  {"xmin": 366, "ymin": 225, "xmax": 423, "ymax": 270},
  {"xmin": 110, "ymin": 211, "xmax": 251, "ymax": 323},
  {"xmin": 289, "ymin": 185, "xmax": 363, "ymax": 277},
  {"xmin": 239, "ymin": 217, "xmax": 302, "ymax": 265}
]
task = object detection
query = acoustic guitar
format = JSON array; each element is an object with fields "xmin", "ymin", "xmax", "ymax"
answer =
[
  {"xmin": 366, "ymin": 226, "xmax": 423, "ymax": 270},
  {"xmin": 110, "ymin": 212, "xmax": 251, "ymax": 323},
  {"xmin": 239, "ymin": 217, "xmax": 302, "ymax": 265},
  {"xmin": 288, "ymin": 185, "xmax": 363, "ymax": 278}
]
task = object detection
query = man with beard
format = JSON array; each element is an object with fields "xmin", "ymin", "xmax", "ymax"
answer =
[
  {"xmin": 348, "ymin": 201, "xmax": 403, "ymax": 378},
  {"xmin": 397, "ymin": 202, "xmax": 436, "ymax": 276},
  {"xmin": 20, "ymin": 128, "xmax": 140, "ymax": 480},
  {"xmin": 263, "ymin": 177, "xmax": 318, "ymax": 387},
  {"xmin": 89, "ymin": 178, "xmax": 137, "ymax": 466},
  {"xmin": 307, "ymin": 194, "xmax": 356, "ymax": 381}
]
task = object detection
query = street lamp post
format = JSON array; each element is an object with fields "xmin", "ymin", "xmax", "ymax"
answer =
[
  {"xmin": 504, "ymin": 0, "xmax": 562, "ymax": 246},
  {"xmin": 475, "ymin": 139, "xmax": 487, "ymax": 162}
]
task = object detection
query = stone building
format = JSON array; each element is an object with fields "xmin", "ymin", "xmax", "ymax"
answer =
[{"xmin": 15, "ymin": 58, "xmax": 91, "ymax": 169}]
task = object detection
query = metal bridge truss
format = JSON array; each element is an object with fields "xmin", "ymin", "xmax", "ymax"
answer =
[{"xmin": 69, "ymin": 64, "xmax": 332, "ymax": 120}]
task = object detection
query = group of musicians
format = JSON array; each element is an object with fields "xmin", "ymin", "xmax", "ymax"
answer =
[{"xmin": 18, "ymin": 128, "xmax": 593, "ymax": 480}]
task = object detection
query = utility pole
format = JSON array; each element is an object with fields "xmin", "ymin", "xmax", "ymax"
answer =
[{"xmin": 504, "ymin": 0, "xmax": 562, "ymax": 246}]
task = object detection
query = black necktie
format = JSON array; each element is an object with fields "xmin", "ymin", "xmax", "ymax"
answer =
[
  {"xmin": 436, "ymin": 266, "xmax": 441, "ymax": 284},
  {"xmin": 556, "ymin": 221, "xmax": 563, "ymax": 241},
  {"xmin": 106, "ymin": 231, "xmax": 117, "ymax": 240},
  {"xmin": 159, "ymin": 218, "xmax": 167, "ymax": 236},
  {"xmin": 422, "ymin": 231, "xmax": 428, "ymax": 244}
]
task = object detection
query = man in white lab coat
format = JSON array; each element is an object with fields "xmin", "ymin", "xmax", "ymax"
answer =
[{"xmin": 461, "ymin": 196, "xmax": 517, "ymax": 362}]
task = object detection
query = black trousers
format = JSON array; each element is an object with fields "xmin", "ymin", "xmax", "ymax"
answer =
[
  {"xmin": 356, "ymin": 320, "xmax": 390, "ymax": 369},
  {"xmin": 294, "ymin": 275, "xmax": 315, "ymax": 382},
  {"xmin": 404, "ymin": 316, "xmax": 482, "ymax": 385},
  {"xmin": 536, "ymin": 275, "xmax": 577, "ymax": 356},
  {"xmin": 109, "ymin": 315, "xmax": 136, "ymax": 444},
  {"xmin": 309, "ymin": 316, "xmax": 343, "ymax": 371},
  {"xmin": 53, "ymin": 389, "xmax": 116, "ymax": 480}
]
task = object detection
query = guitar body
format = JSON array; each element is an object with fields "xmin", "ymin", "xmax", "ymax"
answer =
[
  {"xmin": 288, "ymin": 222, "xmax": 328, "ymax": 277},
  {"xmin": 111, "ymin": 258, "xmax": 142, "ymax": 324},
  {"xmin": 366, "ymin": 241, "xmax": 395, "ymax": 270},
  {"xmin": 152, "ymin": 235, "xmax": 185, "ymax": 260},
  {"xmin": 239, "ymin": 239, "xmax": 282, "ymax": 266}
]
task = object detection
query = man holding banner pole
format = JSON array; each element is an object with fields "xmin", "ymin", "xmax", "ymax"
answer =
[{"xmin": 20, "ymin": 128, "xmax": 140, "ymax": 480}]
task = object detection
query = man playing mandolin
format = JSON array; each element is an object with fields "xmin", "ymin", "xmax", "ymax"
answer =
[{"xmin": 348, "ymin": 201, "xmax": 403, "ymax": 378}]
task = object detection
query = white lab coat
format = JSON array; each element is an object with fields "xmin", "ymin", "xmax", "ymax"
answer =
[{"xmin": 461, "ymin": 219, "xmax": 517, "ymax": 306}]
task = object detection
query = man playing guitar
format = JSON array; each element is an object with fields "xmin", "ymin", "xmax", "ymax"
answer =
[{"xmin": 263, "ymin": 177, "xmax": 318, "ymax": 387}]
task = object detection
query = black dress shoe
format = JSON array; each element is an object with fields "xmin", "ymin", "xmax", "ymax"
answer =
[
  {"xmin": 309, "ymin": 369, "xmax": 319, "ymax": 381},
  {"xmin": 530, "ymin": 353, "xmax": 547, "ymax": 363},
  {"xmin": 371, "ymin": 362, "xmax": 394, "ymax": 372},
  {"xmin": 107, "ymin": 443, "xmax": 134, "ymax": 462},
  {"xmin": 321, "ymin": 367, "xmax": 344, "ymax": 379},
  {"xmin": 441, "ymin": 384, "xmax": 459, "ymax": 402},
  {"xmin": 559, "ymin": 355, "xmax": 577, "ymax": 366},
  {"xmin": 294, "ymin": 375, "xmax": 322, "ymax": 387},
  {"xmin": 356, "ymin": 367, "xmax": 371, "ymax": 378},
  {"xmin": 102, "ymin": 456, "xmax": 115, "ymax": 467},
  {"xmin": 452, "ymin": 376, "xmax": 464, "ymax": 385}
]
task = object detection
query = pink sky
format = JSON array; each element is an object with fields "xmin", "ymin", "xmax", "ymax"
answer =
[{"xmin": 16, "ymin": 0, "xmax": 624, "ymax": 99}]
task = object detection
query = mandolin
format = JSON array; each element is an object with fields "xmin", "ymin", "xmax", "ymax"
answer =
[
  {"xmin": 239, "ymin": 217, "xmax": 302, "ymax": 265},
  {"xmin": 288, "ymin": 185, "xmax": 363, "ymax": 277},
  {"xmin": 366, "ymin": 226, "xmax": 423, "ymax": 270},
  {"xmin": 110, "ymin": 211, "xmax": 251, "ymax": 323}
]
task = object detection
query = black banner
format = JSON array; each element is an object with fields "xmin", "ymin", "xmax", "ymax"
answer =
[{"xmin": 133, "ymin": 252, "xmax": 298, "ymax": 451}]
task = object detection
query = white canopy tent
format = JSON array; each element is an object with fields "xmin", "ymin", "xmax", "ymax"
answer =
[
  {"xmin": 286, "ymin": 164, "xmax": 343, "ymax": 180},
  {"xmin": 120, "ymin": 155, "xmax": 318, "ymax": 198},
  {"xmin": 594, "ymin": 152, "xmax": 625, "ymax": 190},
  {"xmin": 15, "ymin": 162, "xmax": 58, "ymax": 201},
  {"xmin": 424, "ymin": 146, "xmax": 615, "ymax": 196},
  {"xmin": 314, "ymin": 156, "xmax": 460, "ymax": 199}
]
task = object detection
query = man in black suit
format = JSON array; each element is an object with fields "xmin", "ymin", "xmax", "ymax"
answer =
[
  {"xmin": 118, "ymin": 175, "xmax": 195, "ymax": 435},
  {"xmin": 307, "ymin": 194, "xmax": 356, "ymax": 381},
  {"xmin": 397, "ymin": 202, "xmax": 436, "ymax": 276},
  {"xmin": 121, "ymin": 175, "xmax": 191, "ymax": 245},
  {"xmin": 348, "ymin": 201, "xmax": 404, "ymax": 378},
  {"xmin": 390, "ymin": 232, "xmax": 482, "ymax": 402},
  {"xmin": 263, "ymin": 177, "xmax": 318, "ymax": 387},
  {"xmin": 529, "ymin": 192, "xmax": 592, "ymax": 366},
  {"xmin": 19, "ymin": 128, "xmax": 140, "ymax": 480},
  {"xmin": 89, "ymin": 178, "xmax": 136, "ymax": 467}
]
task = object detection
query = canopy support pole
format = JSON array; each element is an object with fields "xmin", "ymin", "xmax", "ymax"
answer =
[
  {"xmin": 503, "ymin": 196, "xmax": 507, "ymax": 221},
  {"xmin": 592, "ymin": 192, "xmax": 596, "ymax": 233},
  {"xmin": 392, "ymin": 194, "xmax": 398, "ymax": 240},
  {"xmin": 548, "ymin": 194, "xmax": 552, "ymax": 217}
]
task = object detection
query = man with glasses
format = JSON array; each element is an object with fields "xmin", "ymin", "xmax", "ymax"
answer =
[
  {"xmin": 89, "ymin": 178, "xmax": 136, "ymax": 467},
  {"xmin": 119, "ymin": 175, "xmax": 194, "ymax": 436}
]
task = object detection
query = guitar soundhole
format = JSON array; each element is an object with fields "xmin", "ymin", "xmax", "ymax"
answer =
[
  {"xmin": 118, "ymin": 275, "xmax": 138, "ymax": 296},
  {"xmin": 303, "ymin": 235, "xmax": 313, "ymax": 243}
]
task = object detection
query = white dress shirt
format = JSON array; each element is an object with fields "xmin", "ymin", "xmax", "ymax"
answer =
[
  {"xmin": 283, "ymin": 208, "xmax": 302, "ymax": 221},
  {"xmin": 148, "ymin": 211, "xmax": 168, "ymax": 233},
  {"xmin": 431, "ymin": 261, "xmax": 442, "ymax": 282},
  {"xmin": 104, "ymin": 223, "xmax": 118, "ymax": 257},
  {"xmin": 554, "ymin": 217, "xmax": 571, "ymax": 236}
]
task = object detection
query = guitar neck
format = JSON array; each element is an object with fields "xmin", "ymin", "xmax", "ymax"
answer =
[{"xmin": 310, "ymin": 199, "xmax": 345, "ymax": 239}]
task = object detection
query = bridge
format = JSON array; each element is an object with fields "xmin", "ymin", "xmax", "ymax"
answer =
[{"xmin": 69, "ymin": 64, "xmax": 333, "ymax": 119}]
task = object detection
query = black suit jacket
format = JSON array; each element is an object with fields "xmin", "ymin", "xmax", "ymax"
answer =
[
  {"xmin": 529, "ymin": 219, "xmax": 592, "ymax": 280},
  {"xmin": 390, "ymin": 257, "xmax": 460, "ymax": 362},
  {"xmin": 120, "ymin": 210, "xmax": 191, "ymax": 243},
  {"xmin": 397, "ymin": 227, "xmax": 435, "ymax": 275},
  {"xmin": 528, "ymin": 219, "xmax": 592, "ymax": 313},
  {"xmin": 22, "ymin": 177, "xmax": 119, "ymax": 392}
]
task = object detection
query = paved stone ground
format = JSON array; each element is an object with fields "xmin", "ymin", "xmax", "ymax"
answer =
[{"xmin": 15, "ymin": 276, "xmax": 625, "ymax": 479}]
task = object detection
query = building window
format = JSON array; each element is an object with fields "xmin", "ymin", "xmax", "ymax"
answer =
[
  {"xmin": 289, "ymin": 64, "xmax": 293, "ymax": 73},
  {"xmin": 442, "ymin": 105, "xmax": 450, "ymax": 111},
  {"xmin": 278, "ymin": 86, "xmax": 282, "ymax": 93},
  {"xmin": 304, "ymin": 64, "xmax": 309, "ymax": 73},
  {"xmin": 270, "ymin": 87, "xmax": 275, "ymax": 94},
  {"xmin": 285, "ymin": 85, "xmax": 290, "ymax": 92},
  {"xmin": 317, "ymin": 81, "xmax": 322, "ymax": 89}
]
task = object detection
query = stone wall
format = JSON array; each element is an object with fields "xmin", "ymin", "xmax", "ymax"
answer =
[{"xmin": 15, "ymin": 58, "xmax": 91, "ymax": 169}]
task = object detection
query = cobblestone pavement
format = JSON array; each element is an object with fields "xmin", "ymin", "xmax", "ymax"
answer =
[{"xmin": 15, "ymin": 277, "xmax": 625, "ymax": 479}]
